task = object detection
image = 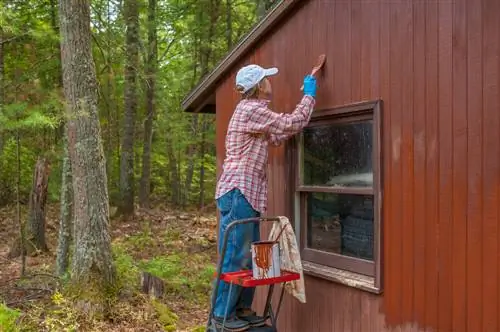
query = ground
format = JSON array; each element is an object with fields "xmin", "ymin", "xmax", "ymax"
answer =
[{"xmin": 0, "ymin": 203, "xmax": 218, "ymax": 332}]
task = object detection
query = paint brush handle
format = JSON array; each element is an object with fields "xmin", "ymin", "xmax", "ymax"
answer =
[
  {"xmin": 273, "ymin": 224, "xmax": 288, "ymax": 243},
  {"xmin": 300, "ymin": 69, "xmax": 318, "ymax": 91}
]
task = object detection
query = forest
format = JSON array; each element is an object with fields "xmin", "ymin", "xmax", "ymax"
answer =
[{"xmin": 0, "ymin": 0, "xmax": 278, "ymax": 330}]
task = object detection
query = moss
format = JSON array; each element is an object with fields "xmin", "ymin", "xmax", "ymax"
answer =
[
  {"xmin": 151, "ymin": 300, "xmax": 178, "ymax": 332},
  {"xmin": 136, "ymin": 252, "xmax": 214, "ymax": 302},
  {"xmin": 112, "ymin": 244, "xmax": 140, "ymax": 292},
  {"xmin": 0, "ymin": 303, "xmax": 21, "ymax": 332},
  {"xmin": 62, "ymin": 272, "xmax": 118, "ymax": 322}
]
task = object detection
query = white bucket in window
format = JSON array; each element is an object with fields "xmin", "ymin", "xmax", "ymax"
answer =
[{"xmin": 251, "ymin": 241, "xmax": 281, "ymax": 279}]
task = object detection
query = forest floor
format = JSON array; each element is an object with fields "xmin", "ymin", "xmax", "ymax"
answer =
[{"xmin": 0, "ymin": 203, "xmax": 218, "ymax": 332}]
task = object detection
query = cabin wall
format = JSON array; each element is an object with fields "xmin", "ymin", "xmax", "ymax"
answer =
[{"xmin": 214, "ymin": 0, "xmax": 500, "ymax": 331}]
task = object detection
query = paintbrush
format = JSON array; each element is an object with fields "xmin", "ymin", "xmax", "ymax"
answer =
[{"xmin": 300, "ymin": 54, "xmax": 326, "ymax": 91}]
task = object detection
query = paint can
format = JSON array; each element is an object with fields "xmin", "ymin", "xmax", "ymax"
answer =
[{"xmin": 251, "ymin": 241, "xmax": 281, "ymax": 279}]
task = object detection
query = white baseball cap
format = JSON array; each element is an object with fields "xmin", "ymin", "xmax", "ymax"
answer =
[{"xmin": 235, "ymin": 64, "xmax": 279, "ymax": 93}]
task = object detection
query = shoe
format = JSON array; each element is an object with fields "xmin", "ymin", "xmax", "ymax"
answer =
[
  {"xmin": 213, "ymin": 316, "xmax": 250, "ymax": 331},
  {"xmin": 236, "ymin": 308, "xmax": 267, "ymax": 327}
]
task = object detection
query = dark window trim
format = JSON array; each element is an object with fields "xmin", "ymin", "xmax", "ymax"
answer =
[{"xmin": 292, "ymin": 100, "xmax": 383, "ymax": 291}]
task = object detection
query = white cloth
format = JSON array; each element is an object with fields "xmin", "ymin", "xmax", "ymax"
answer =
[{"xmin": 268, "ymin": 216, "xmax": 306, "ymax": 303}]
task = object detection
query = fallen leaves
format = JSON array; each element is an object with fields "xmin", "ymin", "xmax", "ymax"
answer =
[{"xmin": 0, "ymin": 203, "xmax": 218, "ymax": 331}]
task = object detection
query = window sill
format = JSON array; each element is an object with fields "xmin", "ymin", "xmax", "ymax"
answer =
[{"xmin": 302, "ymin": 261, "xmax": 383, "ymax": 294}]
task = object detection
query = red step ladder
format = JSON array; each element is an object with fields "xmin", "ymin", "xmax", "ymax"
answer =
[{"xmin": 206, "ymin": 217, "xmax": 301, "ymax": 332}]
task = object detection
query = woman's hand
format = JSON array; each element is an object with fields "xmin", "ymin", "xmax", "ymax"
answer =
[{"xmin": 303, "ymin": 75, "xmax": 317, "ymax": 98}]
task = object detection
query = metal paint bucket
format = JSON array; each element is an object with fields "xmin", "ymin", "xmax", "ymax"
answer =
[{"xmin": 251, "ymin": 241, "xmax": 281, "ymax": 279}]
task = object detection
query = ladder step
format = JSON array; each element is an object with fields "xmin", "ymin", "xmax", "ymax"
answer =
[
  {"xmin": 248, "ymin": 325, "xmax": 277, "ymax": 332},
  {"xmin": 208, "ymin": 325, "xmax": 277, "ymax": 332}
]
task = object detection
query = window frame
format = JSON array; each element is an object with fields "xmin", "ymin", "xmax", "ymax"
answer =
[{"xmin": 292, "ymin": 100, "xmax": 383, "ymax": 291}]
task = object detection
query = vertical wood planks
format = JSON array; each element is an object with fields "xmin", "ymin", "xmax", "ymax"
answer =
[
  {"xmin": 466, "ymin": 0, "xmax": 483, "ymax": 330},
  {"xmin": 310, "ymin": 0, "xmax": 328, "ymax": 108},
  {"xmin": 334, "ymin": 0, "xmax": 352, "ymax": 105},
  {"xmin": 359, "ymin": 0, "xmax": 372, "ymax": 101},
  {"xmin": 380, "ymin": 0, "xmax": 393, "ymax": 327},
  {"xmin": 412, "ymin": 0, "xmax": 426, "ymax": 328},
  {"xmin": 401, "ymin": 0, "xmax": 415, "ymax": 325},
  {"xmin": 481, "ymin": 0, "xmax": 499, "ymax": 330},
  {"xmin": 350, "ymin": 4, "xmax": 362, "ymax": 329},
  {"xmin": 498, "ymin": 2, "xmax": 500, "ymax": 328},
  {"xmin": 351, "ymin": 0, "xmax": 362, "ymax": 102},
  {"xmin": 497, "ymin": 3, "xmax": 500, "ymax": 327},
  {"xmin": 437, "ymin": 1, "xmax": 454, "ymax": 331},
  {"xmin": 424, "ymin": 0, "xmax": 439, "ymax": 329},
  {"xmin": 388, "ymin": 2, "xmax": 404, "ymax": 327},
  {"xmin": 451, "ymin": 0, "xmax": 468, "ymax": 331},
  {"xmin": 211, "ymin": 0, "xmax": 500, "ymax": 331}
]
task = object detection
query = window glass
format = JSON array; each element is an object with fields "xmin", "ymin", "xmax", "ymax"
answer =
[
  {"xmin": 302, "ymin": 120, "xmax": 373, "ymax": 187},
  {"xmin": 305, "ymin": 192, "xmax": 374, "ymax": 261}
]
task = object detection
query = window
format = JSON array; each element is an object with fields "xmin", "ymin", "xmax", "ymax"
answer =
[{"xmin": 293, "ymin": 100, "xmax": 382, "ymax": 291}]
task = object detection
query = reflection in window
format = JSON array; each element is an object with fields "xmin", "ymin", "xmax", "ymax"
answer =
[
  {"xmin": 302, "ymin": 121, "xmax": 373, "ymax": 187},
  {"xmin": 306, "ymin": 192, "xmax": 374, "ymax": 261}
]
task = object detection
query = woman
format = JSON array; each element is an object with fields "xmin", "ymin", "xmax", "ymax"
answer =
[{"xmin": 213, "ymin": 64, "xmax": 317, "ymax": 331}]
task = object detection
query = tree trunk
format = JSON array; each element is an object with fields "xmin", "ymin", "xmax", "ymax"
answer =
[
  {"xmin": 184, "ymin": 0, "xmax": 219, "ymax": 206},
  {"xmin": 183, "ymin": 115, "xmax": 198, "ymax": 206},
  {"xmin": 55, "ymin": 129, "xmax": 73, "ymax": 276},
  {"xmin": 199, "ymin": 115, "xmax": 207, "ymax": 209},
  {"xmin": 226, "ymin": 0, "xmax": 232, "ymax": 49},
  {"xmin": 59, "ymin": 0, "xmax": 116, "ymax": 291},
  {"xmin": 26, "ymin": 156, "xmax": 51, "ymax": 255},
  {"xmin": 50, "ymin": 0, "xmax": 63, "ymax": 88},
  {"xmin": 256, "ymin": 0, "xmax": 266, "ymax": 18},
  {"xmin": 140, "ymin": 271, "xmax": 164, "ymax": 299},
  {"xmin": 166, "ymin": 133, "xmax": 180, "ymax": 205},
  {"xmin": 0, "ymin": 27, "xmax": 3, "ymax": 107},
  {"xmin": 256, "ymin": 0, "xmax": 275, "ymax": 19},
  {"xmin": 0, "ymin": 27, "xmax": 4, "ymax": 156},
  {"xmin": 105, "ymin": 0, "xmax": 114, "ymax": 191},
  {"xmin": 119, "ymin": 0, "xmax": 140, "ymax": 216},
  {"xmin": 50, "ymin": 0, "xmax": 65, "ymax": 144},
  {"xmin": 139, "ymin": 0, "xmax": 157, "ymax": 209}
]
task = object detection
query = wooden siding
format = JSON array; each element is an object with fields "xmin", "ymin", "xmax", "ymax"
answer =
[{"xmin": 214, "ymin": 0, "xmax": 500, "ymax": 330}]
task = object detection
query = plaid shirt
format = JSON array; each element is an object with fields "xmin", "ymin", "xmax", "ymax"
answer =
[{"xmin": 216, "ymin": 95, "xmax": 315, "ymax": 213}]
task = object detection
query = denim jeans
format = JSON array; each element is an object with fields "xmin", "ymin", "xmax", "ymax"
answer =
[{"xmin": 213, "ymin": 188, "xmax": 260, "ymax": 318}]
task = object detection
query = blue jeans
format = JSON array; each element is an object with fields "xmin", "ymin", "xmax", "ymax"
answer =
[{"xmin": 214, "ymin": 188, "xmax": 260, "ymax": 318}]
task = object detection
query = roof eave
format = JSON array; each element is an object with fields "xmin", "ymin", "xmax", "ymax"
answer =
[{"xmin": 181, "ymin": 0, "xmax": 304, "ymax": 113}]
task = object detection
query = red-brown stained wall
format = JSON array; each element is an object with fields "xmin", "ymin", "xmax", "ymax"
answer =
[{"xmin": 214, "ymin": 0, "xmax": 500, "ymax": 330}]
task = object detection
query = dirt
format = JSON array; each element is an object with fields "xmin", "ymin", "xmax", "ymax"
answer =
[{"xmin": 0, "ymin": 203, "xmax": 218, "ymax": 332}]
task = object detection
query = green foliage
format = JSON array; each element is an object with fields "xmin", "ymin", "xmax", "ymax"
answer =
[
  {"xmin": 0, "ymin": 0, "xmax": 265, "ymax": 207},
  {"xmin": 139, "ymin": 254, "xmax": 185, "ymax": 283},
  {"xmin": 0, "ymin": 303, "xmax": 21, "ymax": 332},
  {"xmin": 0, "ymin": 138, "xmax": 38, "ymax": 204},
  {"xmin": 151, "ymin": 300, "xmax": 178, "ymax": 332},
  {"xmin": 0, "ymin": 101, "xmax": 59, "ymax": 131},
  {"xmin": 191, "ymin": 326, "xmax": 206, "ymax": 332}
]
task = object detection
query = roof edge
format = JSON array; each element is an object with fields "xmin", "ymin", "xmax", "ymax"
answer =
[{"xmin": 182, "ymin": 0, "xmax": 304, "ymax": 113}]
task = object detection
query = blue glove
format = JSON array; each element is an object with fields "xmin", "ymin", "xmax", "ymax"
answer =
[{"xmin": 303, "ymin": 75, "xmax": 317, "ymax": 98}]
